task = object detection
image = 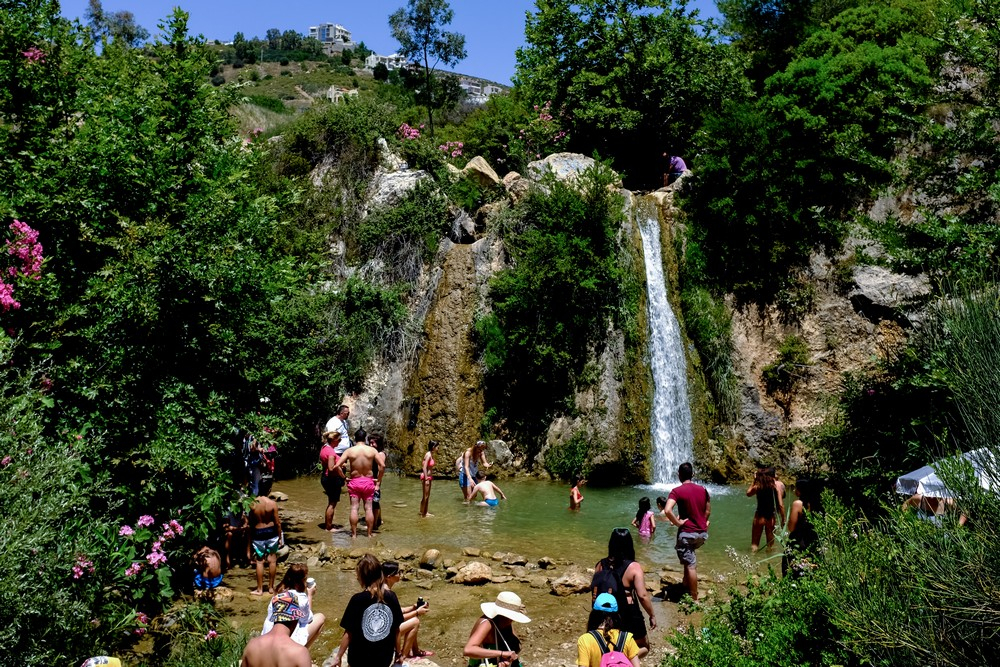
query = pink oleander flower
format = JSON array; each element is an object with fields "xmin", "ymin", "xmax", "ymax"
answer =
[
  {"xmin": 146, "ymin": 550, "xmax": 167, "ymax": 568},
  {"xmin": 137, "ymin": 515, "xmax": 154, "ymax": 527},
  {"xmin": 7, "ymin": 220, "xmax": 43, "ymax": 280},
  {"xmin": 205, "ymin": 629, "xmax": 219, "ymax": 640},
  {"xmin": 1, "ymin": 455, "xmax": 11, "ymax": 467},
  {"xmin": 0, "ymin": 279, "xmax": 20, "ymax": 312},
  {"xmin": 119, "ymin": 525, "xmax": 134, "ymax": 537},
  {"xmin": 151, "ymin": 540, "xmax": 162, "ymax": 551},
  {"xmin": 137, "ymin": 612, "xmax": 149, "ymax": 625},
  {"xmin": 124, "ymin": 562, "xmax": 143, "ymax": 577},
  {"xmin": 169, "ymin": 519, "xmax": 184, "ymax": 535},
  {"xmin": 72, "ymin": 555, "xmax": 94, "ymax": 579},
  {"xmin": 22, "ymin": 47, "xmax": 45, "ymax": 64}
]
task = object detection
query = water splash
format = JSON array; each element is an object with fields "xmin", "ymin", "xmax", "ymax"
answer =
[{"xmin": 635, "ymin": 197, "xmax": 693, "ymax": 485}]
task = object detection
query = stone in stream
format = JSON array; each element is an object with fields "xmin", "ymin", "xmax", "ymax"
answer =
[
  {"xmin": 454, "ymin": 561, "xmax": 492, "ymax": 585},
  {"xmin": 420, "ymin": 549, "xmax": 441, "ymax": 569},
  {"xmin": 276, "ymin": 545, "xmax": 290, "ymax": 562},
  {"xmin": 462, "ymin": 547, "xmax": 480, "ymax": 557},
  {"xmin": 538, "ymin": 556, "xmax": 555, "ymax": 569},
  {"xmin": 491, "ymin": 574, "xmax": 514, "ymax": 584},
  {"xmin": 395, "ymin": 548, "xmax": 417, "ymax": 561},
  {"xmin": 318, "ymin": 542, "xmax": 328, "ymax": 560},
  {"xmin": 307, "ymin": 556, "xmax": 319, "ymax": 569},
  {"xmin": 502, "ymin": 553, "xmax": 528, "ymax": 566},
  {"xmin": 269, "ymin": 491, "xmax": 289, "ymax": 502},
  {"xmin": 550, "ymin": 571, "xmax": 592, "ymax": 596},
  {"xmin": 442, "ymin": 558, "xmax": 456, "ymax": 569},
  {"xmin": 348, "ymin": 548, "xmax": 367, "ymax": 559}
]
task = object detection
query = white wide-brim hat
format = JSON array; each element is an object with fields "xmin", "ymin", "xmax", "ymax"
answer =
[{"xmin": 481, "ymin": 591, "xmax": 531, "ymax": 624}]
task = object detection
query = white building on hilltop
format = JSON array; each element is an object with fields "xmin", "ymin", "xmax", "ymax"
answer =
[
  {"xmin": 309, "ymin": 23, "xmax": 353, "ymax": 55},
  {"xmin": 365, "ymin": 53, "xmax": 409, "ymax": 71},
  {"xmin": 458, "ymin": 77, "xmax": 507, "ymax": 105}
]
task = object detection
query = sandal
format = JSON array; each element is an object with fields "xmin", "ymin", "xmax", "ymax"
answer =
[{"xmin": 410, "ymin": 650, "xmax": 435, "ymax": 658}]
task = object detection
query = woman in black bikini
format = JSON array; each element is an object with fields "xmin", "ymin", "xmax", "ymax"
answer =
[{"xmin": 747, "ymin": 467, "xmax": 785, "ymax": 552}]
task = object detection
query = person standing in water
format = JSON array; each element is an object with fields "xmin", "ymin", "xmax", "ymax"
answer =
[
  {"xmin": 420, "ymin": 441, "xmax": 439, "ymax": 518},
  {"xmin": 320, "ymin": 430, "xmax": 346, "ymax": 531},
  {"xmin": 747, "ymin": 466, "xmax": 784, "ymax": 552},
  {"xmin": 460, "ymin": 440, "xmax": 491, "ymax": 503},
  {"xmin": 631, "ymin": 497, "xmax": 656, "ymax": 540},
  {"xmin": 249, "ymin": 478, "xmax": 283, "ymax": 596},
  {"xmin": 570, "ymin": 477, "xmax": 584, "ymax": 510},
  {"xmin": 663, "ymin": 462, "xmax": 710, "ymax": 601},
  {"xmin": 369, "ymin": 432, "xmax": 387, "ymax": 531},
  {"xmin": 334, "ymin": 436, "xmax": 380, "ymax": 538}
]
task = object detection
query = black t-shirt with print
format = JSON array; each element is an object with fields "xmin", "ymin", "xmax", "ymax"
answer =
[{"xmin": 340, "ymin": 589, "xmax": 404, "ymax": 667}]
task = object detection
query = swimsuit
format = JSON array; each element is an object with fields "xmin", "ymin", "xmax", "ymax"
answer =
[
  {"xmin": 252, "ymin": 525, "xmax": 280, "ymax": 559},
  {"xmin": 193, "ymin": 571, "xmax": 224, "ymax": 589},
  {"xmin": 638, "ymin": 510, "xmax": 655, "ymax": 537},
  {"xmin": 755, "ymin": 486, "xmax": 778, "ymax": 520},
  {"xmin": 421, "ymin": 455, "xmax": 435, "ymax": 480},
  {"xmin": 484, "ymin": 497, "xmax": 499, "ymax": 507},
  {"xmin": 347, "ymin": 475, "xmax": 376, "ymax": 501}
]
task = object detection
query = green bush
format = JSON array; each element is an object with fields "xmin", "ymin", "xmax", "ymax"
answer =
[
  {"xmin": 210, "ymin": 74, "xmax": 224, "ymax": 86},
  {"xmin": 246, "ymin": 94, "xmax": 289, "ymax": 114},
  {"xmin": 353, "ymin": 179, "xmax": 450, "ymax": 269},
  {"xmin": 681, "ymin": 287, "xmax": 740, "ymax": 423},
  {"xmin": 543, "ymin": 433, "xmax": 593, "ymax": 480},
  {"xmin": 763, "ymin": 335, "xmax": 811, "ymax": 395}
]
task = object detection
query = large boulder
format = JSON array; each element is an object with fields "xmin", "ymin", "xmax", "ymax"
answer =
[
  {"xmin": 849, "ymin": 265, "xmax": 930, "ymax": 324},
  {"xmin": 502, "ymin": 171, "xmax": 532, "ymax": 203},
  {"xmin": 454, "ymin": 561, "xmax": 493, "ymax": 585},
  {"xmin": 550, "ymin": 570, "xmax": 592, "ymax": 596},
  {"xmin": 489, "ymin": 439, "xmax": 514, "ymax": 467},
  {"xmin": 449, "ymin": 209, "xmax": 476, "ymax": 244},
  {"xmin": 420, "ymin": 549, "xmax": 441, "ymax": 570},
  {"xmin": 377, "ymin": 136, "xmax": 406, "ymax": 172},
  {"xmin": 367, "ymin": 169, "xmax": 432, "ymax": 210},
  {"xmin": 462, "ymin": 156, "xmax": 501, "ymax": 188},
  {"xmin": 527, "ymin": 153, "xmax": 621, "ymax": 186}
]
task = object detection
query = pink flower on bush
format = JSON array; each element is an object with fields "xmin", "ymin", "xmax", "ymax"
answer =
[
  {"xmin": 169, "ymin": 519, "xmax": 184, "ymax": 535},
  {"xmin": 22, "ymin": 47, "xmax": 45, "ymax": 64},
  {"xmin": 137, "ymin": 515, "xmax": 154, "ymax": 527},
  {"xmin": 397, "ymin": 123, "xmax": 421, "ymax": 140},
  {"xmin": 7, "ymin": 220, "xmax": 43, "ymax": 280},
  {"xmin": 124, "ymin": 562, "xmax": 143, "ymax": 577},
  {"xmin": 146, "ymin": 550, "xmax": 167, "ymax": 568},
  {"xmin": 205, "ymin": 629, "xmax": 219, "ymax": 640},
  {"xmin": 72, "ymin": 555, "xmax": 94, "ymax": 580},
  {"xmin": 1, "ymin": 455, "xmax": 11, "ymax": 467},
  {"xmin": 0, "ymin": 279, "xmax": 19, "ymax": 312},
  {"xmin": 119, "ymin": 525, "xmax": 134, "ymax": 537},
  {"xmin": 160, "ymin": 525, "xmax": 175, "ymax": 540},
  {"xmin": 137, "ymin": 612, "xmax": 149, "ymax": 625}
]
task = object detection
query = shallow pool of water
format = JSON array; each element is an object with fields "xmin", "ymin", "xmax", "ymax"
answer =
[{"xmin": 275, "ymin": 474, "xmax": 787, "ymax": 575}]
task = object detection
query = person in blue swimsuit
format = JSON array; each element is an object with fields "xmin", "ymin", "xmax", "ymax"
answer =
[
  {"xmin": 471, "ymin": 471, "xmax": 506, "ymax": 507},
  {"xmin": 194, "ymin": 546, "xmax": 223, "ymax": 594}
]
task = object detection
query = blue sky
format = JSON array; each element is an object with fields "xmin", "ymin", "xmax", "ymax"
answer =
[{"xmin": 59, "ymin": 0, "xmax": 722, "ymax": 84}]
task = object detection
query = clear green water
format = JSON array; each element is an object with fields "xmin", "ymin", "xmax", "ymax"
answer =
[{"xmin": 279, "ymin": 475, "xmax": 786, "ymax": 575}]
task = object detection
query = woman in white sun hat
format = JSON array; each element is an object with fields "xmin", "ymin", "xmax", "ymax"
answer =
[{"xmin": 463, "ymin": 591, "xmax": 530, "ymax": 667}]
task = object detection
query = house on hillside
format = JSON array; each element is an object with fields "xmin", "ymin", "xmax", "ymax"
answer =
[
  {"xmin": 327, "ymin": 86, "xmax": 359, "ymax": 104},
  {"xmin": 364, "ymin": 53, "xmax": 409, "ymax": 71},
  {"xmin": 458, "ymin": 77, "xmax": 507, "ymax": 106},
  {"xmin": 309, "ymin": 22, "xmax": 353, "ymax": 55}
]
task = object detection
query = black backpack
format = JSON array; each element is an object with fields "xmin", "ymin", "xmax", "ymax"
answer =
[{"xmin": 591, "ymin": 558, "xmax": 634, "ymax": 610}]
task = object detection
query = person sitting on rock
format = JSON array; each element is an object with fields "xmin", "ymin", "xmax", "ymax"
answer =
[
  {"xmin": 382, "ymin": 561, "xmax": 435, "ymax": 660},
  {"xmin": 193, "ymin": 546, "xmax": 223, "ymax": 596}
]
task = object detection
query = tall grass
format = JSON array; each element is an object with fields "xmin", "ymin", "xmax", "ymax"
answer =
[{"xmin": 680, "ymin": 287, "xmax": 741, "ymax": 423}]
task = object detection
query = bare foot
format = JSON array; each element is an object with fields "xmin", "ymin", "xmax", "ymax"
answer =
[
  {"xmin": 251, "ymin": 589, "xmax": 263, "ymax": 596},
  {"xmin": 423, "ymin": 513, "xmax": 435, "ymax": 518}
]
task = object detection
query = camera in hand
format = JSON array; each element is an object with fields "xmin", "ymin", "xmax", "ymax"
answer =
[{"xmin": 416, "ymin": 597, "xmax": 426, "ymax": 608}]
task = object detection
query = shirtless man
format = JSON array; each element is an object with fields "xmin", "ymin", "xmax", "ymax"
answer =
[
  {"xmin": 241, "ymin": 591, "xmax": 311, "ymax": 667},
  {"xmin": 249, "ymin": 478, "xmax": 283, "ymax": 595},
  {"xmin": 470, "ymin": 471, "xmax": 506, "ymax": 507},
  {"xmin": 334, "ymin": 438, "xmax": 381, "ymax": 537}
]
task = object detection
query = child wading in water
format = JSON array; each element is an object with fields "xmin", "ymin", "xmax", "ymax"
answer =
[
  {"xmin": 471, "ymin": 471, "xmax": 506, "ymax": 507},
  {"xmin": 570, "ymin": 476, "xmax": 584, "ymax": 510},
  {"xmin": 632, "ymin": 497, "xmax": 656, "ymax": 540}
]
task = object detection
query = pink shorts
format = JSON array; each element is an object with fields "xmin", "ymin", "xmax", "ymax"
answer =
[{"xmin": 347, "ymin": 476, "xmax": 376, "ymax": 501}]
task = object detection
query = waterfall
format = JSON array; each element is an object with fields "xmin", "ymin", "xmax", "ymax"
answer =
[{"xmin": 636, "ymin": 198, "xmax": 694, "ymax": 485}]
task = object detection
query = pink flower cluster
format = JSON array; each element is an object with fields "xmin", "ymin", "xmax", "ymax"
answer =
[
  {"xmin": 205, "ymin": 629, "xmax": 219, "ymax": 640},
  {"xmin": 438, "ymin": 141, "xmax": 464, "ymax": 158},
  {"xmin": 1, "ymin": 220, "xmax": 44, "ymax": 313},
  {"xmin": 1, "ymin": 455, "xmax": 11, "ymax": 467},
  {"xmin": 121, "ymin": 515, "xmax": 184, "ymax": 573},
  {"xmin": 22, "ymin": 47, "xmax": 45, "ymax": 64},
  {"xmin": 398, "ymin": 123, "xmax": 421, "ymax": 140},
  {"xmin": 135, "ymin": 611, "xmax": 149, "ymax": 635},
  {"xmin": 7, "ymin": 220, "xmax": 44, "ymax": 279},
  {"xmin": 72, "ymin": 555, "xmax": 95, "ymax": 580},
  {"xmin": 533, "ymin": 102, "xmax": 554, "ymax": 122}
]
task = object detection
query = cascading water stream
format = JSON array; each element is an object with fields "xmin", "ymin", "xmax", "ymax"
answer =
[{"xmin": 635, "ymin": 197, "xmax": 694, "ymax": 485}]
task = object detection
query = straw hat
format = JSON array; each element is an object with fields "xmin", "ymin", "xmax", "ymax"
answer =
[{"xmin": 481, "ymin": 591, "xmax": 531, "ymax": 624}]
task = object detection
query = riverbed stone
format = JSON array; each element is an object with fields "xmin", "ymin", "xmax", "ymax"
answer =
[
  {"xmin": 491, "ymin": 552, "xmax": 506, "ymax": 562},
  {"xmin": 307, "ymin": 556, "xmax": 319, "ymax": 569},
  {"xmin": 276, "ymin": 545, "xmax": 290, "ymax": 562},
  {"xmin": 528, "ymin": 575, "xmax": 549, "ymax": 589},
  {"xmin": 318, "ymin": 542, "xmax": 329, "ymax": 560},
  {"xmin": 491, "ymin": 574, "xmax": 514, "ymax": 584},
  {"xmin": 420, "ymin": 549, "xmax": 441, "ymax": 569},
  {"xmin": 269, "ymin": 491, "xmax": 289, "ymax": 502},
  {"xmin": 454, "ymin": 561, "xmax": 492, "ymax": 585},
  {"xmin": 550, "ymin": 571, "xmax": 591, "ymax": 596},
  {"xmin": 463, "ymin": 547, "xmax": 481, "ymax": 557},
  {"xmin": 502, "ymin": 553, "xmax": 528, "ymax": 566},
  {"xmin": 538, "ymin": 557, "xmax": 555, "ymax": 569},
  {"xmin": 446, "ymin": 567, "xmax": 459, "ymax": 579},
  {"xmin": 442, "ymin": 558, "xmax": 456, "ymax": 569},
  {"xmin": 348, "ymin": 548, "xmax": 367, "ymax": 559},
  {"xmin": 396, "ymin": 548, "xmax": 417, "ymax": 561}
]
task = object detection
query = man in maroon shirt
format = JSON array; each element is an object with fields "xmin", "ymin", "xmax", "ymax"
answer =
[{"xmin": 664, "ymin": 462, "xmax": 711, "ymax": 600}]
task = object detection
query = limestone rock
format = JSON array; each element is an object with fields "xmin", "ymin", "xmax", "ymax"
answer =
[
  {"xmin": 420, "ymin": 549, "xmax": 441, "ymax": 570},
  {"xmin": 502, "ymin": 553, "xmax": 528, "ymax": 566},
  {"xmin": 446, "ymin": 163, "xmax": 463, "ymax": 181},
  {"xmin": 415, "ymin": 580, "xmax": 434, "ymax": 590},
  {"xmin": 367, "ymin": 169, "xmax": 432, "ymax": 211},
  {"xmin": 318, "ymin": 542, "xmax": 329, "ymax": 560},
  {"xmin": 446, "ymin": 567, "xmax": 459, "ymax": 579},
  {"xmin": 538, "ymin": 557, "xmax": 555, "ymax": 570},
  {"xmin": 276, "ymin": 545, "xmax": 290, "ymax": 562},
  {"xmin": 527, "ymin": 153, "xmax": 621, "ymax": 186},
  {"xmin": 502, "ymin": 171, "xmax": 532, "ymax": 203},
  {"xmin": 550, "ymin": 571, "xmax": 592, "ymax": 596},
  {"xmin": 454, "ymin": 561, "xmax": 493, "ymax": 585},
  {"xmin": 377, "ymin": 136, "xmax": 406, "ymax": 172},
  {"xmin": 849, "ymin": 265, "xmax": 930, "ymax": 323},
  {"xmin": 528, "ymin": 575, "xmax": 549, "ymax": 589},
  {"xmin": 490, "ymin": 440, "xmax": 514, "ymax": 467},
  {"xmin": 395, "ymin": 549, "xmax": 417, "ymax": 561},
  {"xmin": 269, "ymin": 491, "xmax": 288, "ymax": 502},
  {"xmin": 491, "ymin": 574, "xmax": 514, "ymax": 584},
  {"xmin": 307, "ymin": 556, "xmax": 319, "ymax": 569},
  {"xmin": 442, "ymin": 558, "xmax": 456, "ymax": 569},
  {"xmin": 449, "ymin": 209, "xmax": 476, "ymax": 244},
  {"xmin": 462, "ymin": 156, "xmax": 500, "ymax": 188},
  {"xmin": 348, "ymin": 548, "xmax": 368, "ymax": 559},
  {"xmin": 463, "ymin": 547, "xmax": 481, "ymax": 557}
]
